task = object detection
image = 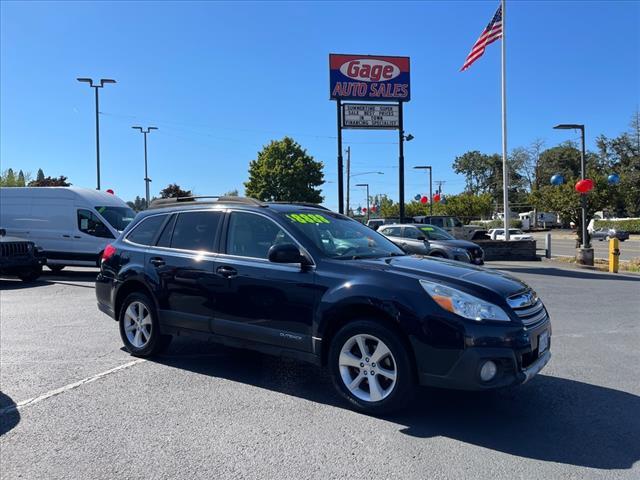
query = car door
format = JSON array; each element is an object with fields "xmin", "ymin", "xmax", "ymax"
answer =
[
  {"xmin": 146, "ymin": 210, "xmax": 224, "ymax": 333},
  {"xmin": 76, "ymin": 208, "xmax": 116, "ymax": 263},
  {"xmin": 401, "ymin": 226, "xmax": 430, "ymax": 254},
  {"xmin": 212, "ymin": 210, "xmax": 317, "ymax": 353}
]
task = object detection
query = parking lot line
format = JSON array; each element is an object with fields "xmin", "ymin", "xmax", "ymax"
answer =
[{"xmin": 0, "ymin": 358, "xmax": 146, "ymax": 416}]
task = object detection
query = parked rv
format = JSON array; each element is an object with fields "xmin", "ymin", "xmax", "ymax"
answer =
[{"xmin": 0, "ymin": 187, "xmax": 135, "ymax": 270}]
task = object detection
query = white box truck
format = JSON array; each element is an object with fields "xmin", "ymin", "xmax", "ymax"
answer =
[{"xmin": 0, "ymin": 187, "xmax": 135, "ymax": 270}]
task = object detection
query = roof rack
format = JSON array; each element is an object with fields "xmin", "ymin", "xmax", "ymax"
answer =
[
  {"xmin": 148, "ymin": 196, "xmax": 265, "ymax": 209},
  {"xmin": 268, "ymin": 201, "xmax": 331, "ymax": 211}
]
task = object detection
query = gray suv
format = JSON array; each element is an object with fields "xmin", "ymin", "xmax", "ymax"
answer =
[{"xmin": 379, "ymin": 224, "xmax": 484, "ymax": 264}]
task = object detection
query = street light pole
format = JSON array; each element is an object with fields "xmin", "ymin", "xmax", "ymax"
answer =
[
  {"xmin": 345, "ymin": 146, "xmax": 351, "ymax": 216},
  {"xmin": 413, "ymin": 166, "xmax": 433, "ymax": 215},
  {"xmin": 355, "ymin": 183, "xmax": 370, "ymax": 222},
  {"xmin": 77, "ymin": 78, "xmax": 116, "ymax": 190},
  {"xmin": 132, "ymin": 126, "xmax": 158, "ymax": 208},
  {"xmin": 554, "ymin": 123, "xmax": 592, "ymax": 265}
]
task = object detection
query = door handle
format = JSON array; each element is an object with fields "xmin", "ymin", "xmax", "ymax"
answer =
[
  {"xmin": 73, "ymin": 235, "xmax": 81, "ymax": 239},
  {"xmin": 62, "ymin": 234, "xmax": 71, "ymax": 238},
  {"xmin": 216, "ymin": 266, "xmax": 237, "ymax": 278},
  {"xmin": 150, "ymin": 257, "xmax": 165, "ymax": 267}
]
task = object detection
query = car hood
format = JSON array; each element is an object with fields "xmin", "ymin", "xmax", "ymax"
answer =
[
  {"xmin": 430, "ymin": 239, "xmax": 479, "ymax": 249},
  {"xmin": 356, "ymin": 255, "xmax": 529, "ymax": 298}
]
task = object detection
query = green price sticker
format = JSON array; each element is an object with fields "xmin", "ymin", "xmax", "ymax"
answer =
[
  {"xmin": 286, "ymin": 213, "xmax": 330, "ymax": 224},
  {"xmin": 419, "ymin": 226, "xmax": 434, "ymax": 231}
]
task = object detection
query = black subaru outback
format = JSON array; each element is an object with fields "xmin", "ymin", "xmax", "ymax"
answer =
[{"xmin": 96, "ymin": 197, "xmax": 551, "ymax": 414}]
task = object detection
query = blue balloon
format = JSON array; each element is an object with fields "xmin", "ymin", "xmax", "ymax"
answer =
[
  {"xmin": 440, "ymin": 195, "xmax": 446, "ymax": 204},
  {"xmin": 551, "ymin": 174, "xmax": 564, "ymax": 186},
  {"xmin": 414, "ymin": 194, "xmax": 421, "ymax": 201},
  {"xmin": 608, "ymin": 173, "xmax": 620, "ymax": 185}
]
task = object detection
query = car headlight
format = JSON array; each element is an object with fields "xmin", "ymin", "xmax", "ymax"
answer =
[{"xmin": 419, "ymin": 279, "xmax": 511, "ymax": 322}]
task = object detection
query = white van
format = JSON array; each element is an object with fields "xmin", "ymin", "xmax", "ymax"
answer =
[{"xmin": 0, "ymin": 187, "xmax": 135, "ymax": 270}]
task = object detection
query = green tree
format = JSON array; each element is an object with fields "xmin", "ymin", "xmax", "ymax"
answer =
[
  {"xmin": 453, "ymin": 150, "xmax": 525, "ymax": 203},
  {"xmin": 127, "ymin": 196, "xmax": 147, "ymax": 212},
  {"xmin": 5, "ymin": 168, "xmax": 16, "ymax": 186},
  {"xmin": 28, "ymin": 175, "xmax": 71, "ymax": 187},
  {"xmin": 244, "ymin": 137, "xmax": 324, "ymax": 203},
  {"xmin": 36, "ymin": 168, "xmax": 45, "ymax": 182},
  {"xmin": 223, "ymin": 189, "xmax": 239, "ymax": 196},
  {"xmin": 159, "ymin": 184, "xmax": 192, "ymax": 198},
  {"xmin": 17, "ymin": 170, "xmax": 25, "ymax": 186}
]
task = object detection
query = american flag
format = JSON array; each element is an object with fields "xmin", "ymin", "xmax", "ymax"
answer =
[{"xmin": 460, "ymin": 5, "xmax": 503, "ymax": 71}]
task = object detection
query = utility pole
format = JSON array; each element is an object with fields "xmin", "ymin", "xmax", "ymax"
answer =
[
  {"xmin": 77, "ymin": 78, "xmax": 116, "ymax": 190},
  {"xmin": 355, "ymin": 183, "xmax": 370, "ymax": 222},
  {"xmin": 345, "ymin": 146, "xmax": 351, "ymax": 216},
  {"xmin": 413, "ymin": 166, "xmax": 433, "ymax": 215},
  {"xmin": 435, "ymin": 180, "xmax": 446, "ymax": 194},
  {"xmin": 132, "ymin": 126, "xmax": 158, "ymax": 208}
]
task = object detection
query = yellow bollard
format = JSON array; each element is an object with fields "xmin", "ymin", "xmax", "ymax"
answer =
[{"xmin": 609, "ymin": 237, "xmax": 620, "ymax": 273}]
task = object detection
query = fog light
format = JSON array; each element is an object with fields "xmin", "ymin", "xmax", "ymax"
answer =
[{"xmin": 479, "ymin": 360, "xmax": 498, "ymax": 382}]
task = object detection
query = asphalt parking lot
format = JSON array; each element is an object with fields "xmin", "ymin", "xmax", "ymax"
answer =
[{"xmin": 1, "ymin": 264, "xmax": 639, "ymax": 480}]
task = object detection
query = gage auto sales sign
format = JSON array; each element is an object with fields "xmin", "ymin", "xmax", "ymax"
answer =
[{"xmin": 329, "ymin": 54, "xmax": 410, "ymax": 102}]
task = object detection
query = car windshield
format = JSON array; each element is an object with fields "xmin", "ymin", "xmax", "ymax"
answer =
[
  {"xmin": 417, "ymin": 225, "xmax": 455, "ymax": 240},
  {"xmin": 95, "ymin": 206, "xmax": 136, "ymax": 231},
  {"xmin": 280, "ymin": 210, "xmax": 405, "ymax": 259},
  {"xmin": 509, "ymin": 229, "xmax": 524, "ymax": 235}
]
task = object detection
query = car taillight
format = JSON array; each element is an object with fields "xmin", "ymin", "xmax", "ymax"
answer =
[{"xmin": 102, "ymin": 244, "xmax": 116, "ymax": 262}]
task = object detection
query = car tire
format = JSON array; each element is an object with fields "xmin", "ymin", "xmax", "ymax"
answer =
[
  {"xmin": 18, "ymin": 266, "xmax": 42, "ymax": 282},
  {"xmin": 119, "ymin": 292, "xmax": 172, "ymax": 357},
  {"xmin": 48, "ymin": 265, "xmax": 65, "ymax": 273},
  {"xmin": 329, "ymin": 319, "xmax": 414, "ymax": 415}
]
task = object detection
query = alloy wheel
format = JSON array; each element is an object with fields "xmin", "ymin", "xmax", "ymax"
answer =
[
  {"xmin": 123, "ymin": 301, "xmax": 152, "ymax": 349},
  {"xmin": 338, "ymin": 334, "xmax": 397, "ymax": 402}
]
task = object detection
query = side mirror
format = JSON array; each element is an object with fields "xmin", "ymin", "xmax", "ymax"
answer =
[
  {"xmin": 268, "ymin": 243, "xmax": 305, "ymax": 264},
  {"xmin": 416, "ymin": 235, "xmax": 426, "ymax": 241}
]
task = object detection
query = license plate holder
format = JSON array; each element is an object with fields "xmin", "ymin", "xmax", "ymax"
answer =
[{"xmin": 538, "ymin": 331, "xmax": 549, "ymax": 356}]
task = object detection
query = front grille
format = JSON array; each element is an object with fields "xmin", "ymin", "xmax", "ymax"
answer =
[
  {"xmin": 512, "ymin": 298, "xmax": 547, "ymax": 326},
  {"xmin": 1, "ymin": 242, "xmax": 31, "ymax": 258}
]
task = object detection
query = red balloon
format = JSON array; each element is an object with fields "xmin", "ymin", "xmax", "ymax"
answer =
[
  {"xmin": 433, "ymin": 193, "xmax": 441, "ymax": 203},
  {"xmin": 362, "ymin": 207, "xmax": 367, "ymax": 213},
  {"xmin": 420, "ymin": 196, "xmax": 428, "ymax": 204},
  {"xmin": 575, "ymin": 179, "xmax": 594, "ymax": 194},
  {"xmin": 370, "ymin": 206, "xmax": 377, "ymax": 213},
  {"xmin": 106, "ymin": 189, "xmax": 114, "ymax": 195}
]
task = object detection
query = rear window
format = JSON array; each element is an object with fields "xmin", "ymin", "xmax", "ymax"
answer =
[
  {"xmin": 127, "ymin": 215, "xmax": 167, "ymax": 246},
  {"xmin": 170, "ymin": 211, "xmax": 222, "ymax": 252}
]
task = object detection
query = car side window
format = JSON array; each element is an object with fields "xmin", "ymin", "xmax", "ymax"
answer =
[
  {"xmin": 403, "ymin": 227, "xmax": 423, "ymax": 239},
  {"xmin": 381, "ymin": 226, "xmax": 401, "ymax": 237},
  {"xmin": 227, "ymin": 211, "xmax": 294, "ymax": 259},
  {"xmin": 170, "ymin": 211, "xmax": 222, "ymax": 252},
  {"xmin": 77, "ymin": 209, "xmax": 114, "ymax": 238},
  {"xmin": 156, "ymin": 214, "xmax": 176, "ymax": 248},
  {"xmin": 126, "ymin": 215, "xmax": 167, "ymax": 246},
  {"xmin": 430, "ymin": 218, "xmax": 443, "ymax": 227}
]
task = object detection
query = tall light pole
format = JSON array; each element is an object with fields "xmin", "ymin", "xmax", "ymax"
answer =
[
  {"xmin": 355, "ymin": 183, "xmax": 370, "ymax": 221},
  {"xmin": 398, "ymin": 132, "xmax": 414, "ymax": 223},
  {"xmin": 345, "ymin": 147, "xmax": 351, "ymax": 216},
  {"xmin": 349, "ymin": 172, "xmax": 383, "ymax": 217},
  {"xmin": 77, "ymin": 78, "xmax": 116, "ymax": 190},
  {"xmin": 132, "ymin": 126, "xmax": 158, "ymax": 207},
  {"xmin": 553, "ymin": 124, "xmax": 592, "ymax": 264},
  {"xmin": 413, "ymin": 165, "xmax": 433, "ymax": 215}
]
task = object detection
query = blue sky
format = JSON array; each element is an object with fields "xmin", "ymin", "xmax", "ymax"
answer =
[{"xmin": 1, "ymin": 0, "xmax": 638, "ymax": 211}]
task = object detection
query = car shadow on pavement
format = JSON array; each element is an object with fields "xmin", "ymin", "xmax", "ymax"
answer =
[
  {"xmin": 0, "ymin": 270, "xmax": 97, "ymax": 290},
  {"xmin": 494, "ymin": 266, "xmax": 640, "ymax": 282},
  {"xmin": 152, "ymin": 338, "xmax": 640, "ymax": 471},
  {"xmin": 395, "ymin": 376, "xmax": 640, "ymax": 470},
  {"xmin": 0, "ymin": 391, "xmax": 20, "ymax": 436}
]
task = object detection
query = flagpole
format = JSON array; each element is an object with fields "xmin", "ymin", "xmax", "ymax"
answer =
[{"xmin": 501, "ymin": 0, "xmax": 510, "ymax": 241}]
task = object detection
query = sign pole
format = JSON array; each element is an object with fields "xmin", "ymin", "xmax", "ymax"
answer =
[
  {"xmin": 501, "ymin": 0, "xmax": 510, "ymax": 241},
  {"xmin": 346, "ymin": 146, "xmax": 351, "ymax": 216},
  {"xmin": 336, "ymin": 99, "xmax": 344, "ymax": 214},
  {"xmin": 398, "ymin": 102, "xmax": 405, "ymax": 223}
]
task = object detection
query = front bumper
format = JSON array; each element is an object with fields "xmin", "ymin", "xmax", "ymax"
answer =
[
  {"xmin": 412, "ymin": 318, "xmax": 551, "ymax": 390},
  {"xmin": 0, "ymin": 254, "xmax": 46, "ymax": 272}
]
